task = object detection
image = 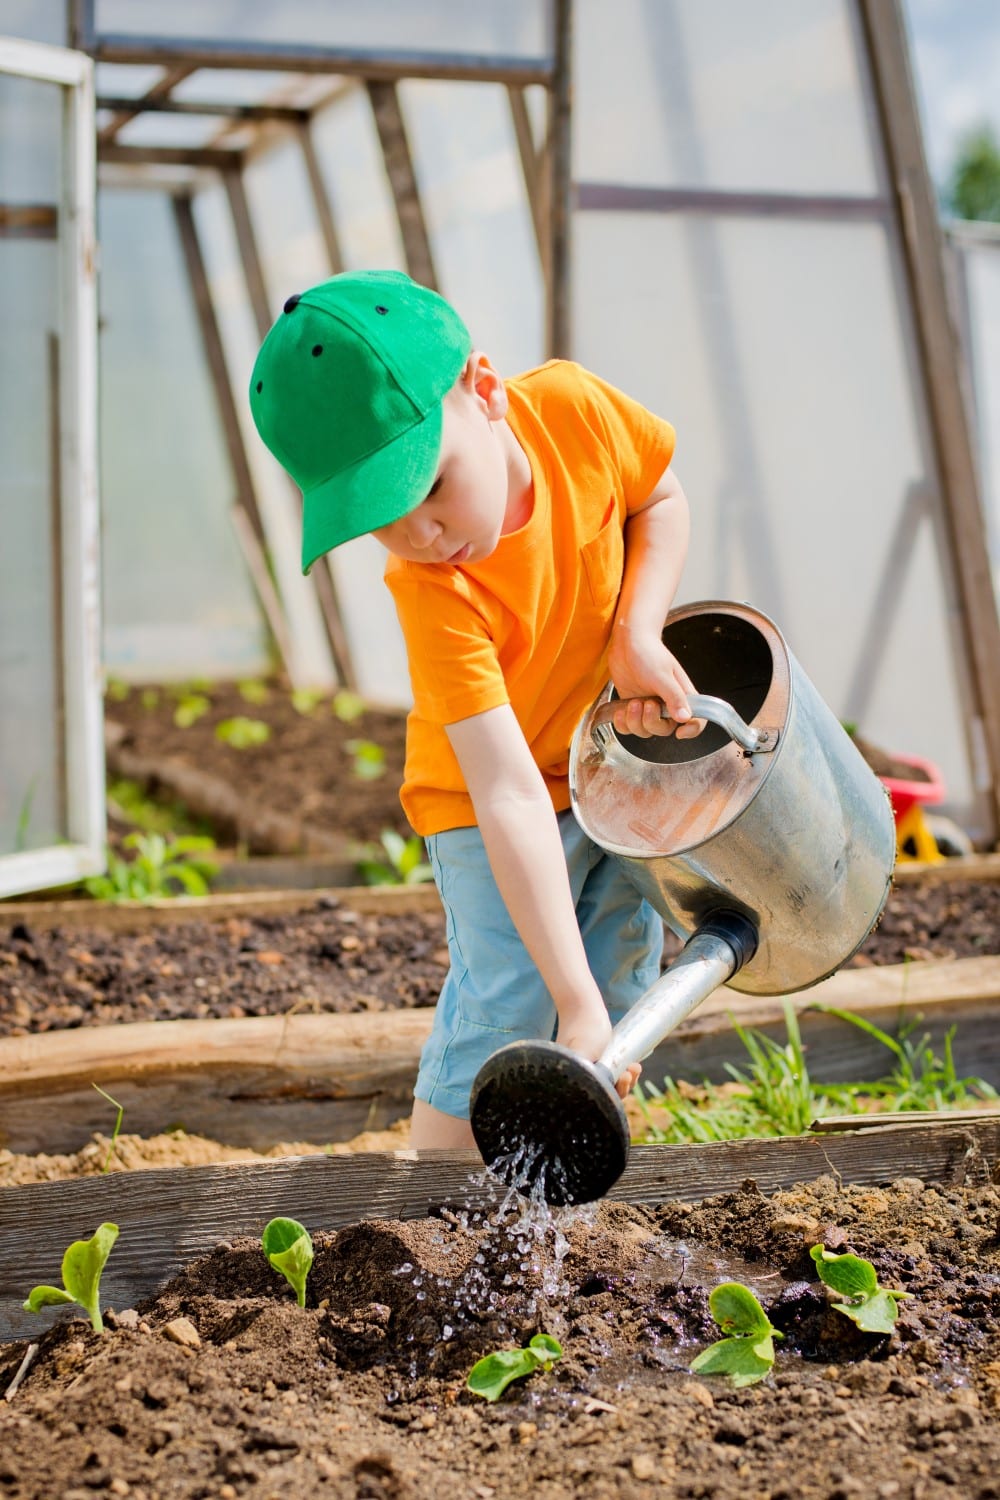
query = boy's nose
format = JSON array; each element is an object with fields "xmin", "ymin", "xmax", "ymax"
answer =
[{"xmin": 406, "ymin": 511, "xmax": 441, "ymax": 549}]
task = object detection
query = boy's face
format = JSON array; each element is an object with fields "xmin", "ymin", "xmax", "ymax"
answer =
[{"xmin": 372, "ymin": 357, "xmax": 520, "ymax": 567}]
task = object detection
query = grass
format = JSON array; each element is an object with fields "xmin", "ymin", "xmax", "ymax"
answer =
[{"xmin": 632, "ymin": 1003, "xmax": 999, "ymax": 1144}]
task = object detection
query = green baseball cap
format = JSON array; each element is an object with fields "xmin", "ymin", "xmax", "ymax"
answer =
[{"xmin": 249, "ymin": 270, "xmax": 471, "ymax": 573}]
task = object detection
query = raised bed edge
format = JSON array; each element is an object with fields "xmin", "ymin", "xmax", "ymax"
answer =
[{"xmin": 2, "ymin": 1120, "xmax": 998, "ymax": 1344}]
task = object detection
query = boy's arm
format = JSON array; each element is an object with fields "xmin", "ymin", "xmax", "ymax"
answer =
[
  {"xmin": 445, "ymin": 704, "xmax": 616, "ymax": 1068},
  {"xmin": 606, "ymin": 464, "xmax": 702, "ymax": 739}
]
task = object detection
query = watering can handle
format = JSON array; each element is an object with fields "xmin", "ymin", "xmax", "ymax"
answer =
[{"xmin": 591, "ymin": 692, "xmax": 778, "ymax": 754}]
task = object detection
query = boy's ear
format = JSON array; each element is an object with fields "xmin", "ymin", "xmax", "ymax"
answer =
[{"xmin": 462, "ymin": 351, "xmax": 508, "ymax": 419}]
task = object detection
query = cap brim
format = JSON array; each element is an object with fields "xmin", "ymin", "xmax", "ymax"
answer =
[{"xmin": 300, "ymin": 403, "xmax": 443, "ymax": 573}]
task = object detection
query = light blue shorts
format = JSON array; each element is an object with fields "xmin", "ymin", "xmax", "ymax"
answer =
[{"xmin": 415, "ymin": 808, "xmax": 663, "ymax": 1119}]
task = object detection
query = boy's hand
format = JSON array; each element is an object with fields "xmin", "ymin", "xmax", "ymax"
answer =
[
  {"xmin": 556, "ymin": 1012, "xmax": 643, "ymax": 1099},
  {"xmin": 606, "ymin": 622, "xmax": 704, "ymax": 740}
]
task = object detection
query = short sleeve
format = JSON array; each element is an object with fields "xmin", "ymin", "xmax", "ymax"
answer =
[
  {"xmin": 572, "ymin": 366, "xmax": 676, "ymax": 515},
  {"xmin": 386, "ymin": 563, "xmax": 510, "ymax": 725}
]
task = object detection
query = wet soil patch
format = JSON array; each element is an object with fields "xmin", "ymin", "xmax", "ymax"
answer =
[
  {"xmin": 2, "ymin": 877, "xmax": 999, "ymax": 1040},
  {"xmin": 3, "ymin": 1176, "xmax": 1000, "ymax": 1498}
]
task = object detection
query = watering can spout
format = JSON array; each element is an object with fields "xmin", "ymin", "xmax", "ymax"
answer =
[{"xmin": 469, "ymin": 909, "xmax": 759, "ymax": 1207}]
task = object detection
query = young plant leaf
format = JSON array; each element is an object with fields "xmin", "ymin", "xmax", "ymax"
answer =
[
  {"xmin": 690, "ymin": 1333, "xmax": 777, "ymax": 1388},
  {"xmin": 689, "ymin": 1282, "xmax": 782, "ymax": 1388},
  {"xmin": 809, "ymin": 1245, "xmax": 912, "ymax": 1334},
  {"xmin": 466, "ymin": 1333, "xmax": 563, "ymax": 1402},
  {"xmin": 23, "ymin": 1222, "xmax": 119, "ymax": 1333},
  {"xmin": 262, "ymin": 1217, "xmax": 314, "ymax": 1308}
]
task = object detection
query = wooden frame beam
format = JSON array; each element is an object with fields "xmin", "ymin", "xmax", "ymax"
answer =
[{"xmin": 859, "ymin": 0, "xmax": 1000, "ymax": 837}]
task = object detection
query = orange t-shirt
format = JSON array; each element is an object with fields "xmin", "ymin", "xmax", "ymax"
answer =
[{"xmin": 385, "ymin": 360, "xmax": 676, "ymax": 835}]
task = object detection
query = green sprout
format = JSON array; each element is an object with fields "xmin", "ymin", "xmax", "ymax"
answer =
[
  {"xmin": 291, "ymin": 687, "xmax": 326, "ymax": 716},
  {"xmin": 92, "ymin": 1083, "xmax": 125, "ymax": 1172},
  {"xmin": 173, "ymin": 692, "xmax": 211, "ymax": 728},
  {"xmin": 238, "ymin": 679, "xmax": 271, "ymax": 705},
  {"xmin": 332, "ymin": 689, "xmax": 366, "ymax": 723},
  {"xmin": 467, "ymin": 1333, "xmax": 563, "ymax": 1402},
  {"xmin": 634, "ymin": 1006, "xmax": 996, "ymax": 1145},
  {"xmin": 345, "ymin": 738, "xmax": 386, "ymax": 780},
  {"xmin": 262, "ymin": 1218, "xmax": 314, "ymax": 1308},
  {"xmin": 215, "ymin": 716, "xmax": 271, "ymax": 749},
  {"xmin": 83, "ymin": 832, "xmax": 218, "ymax": 903},
  {"xmin": 689, "ymin": 1282, "xmax": 783, "ymax": 1388},
  {"xmin": 810, "ymin": 1245, "xmax": 912, "ymax": 1334},
  {"xmin": 23, "ymin": 1223, "xmax": 119, "ymax": 1334},
  {"xmin": 357, "ymin": 830, "xmax": 433, "ymax": 887}
]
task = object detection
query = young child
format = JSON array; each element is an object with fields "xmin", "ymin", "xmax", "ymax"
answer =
[{"xmin": 249, "ymin": 269, "xmax": 701, "ymax": 1149}]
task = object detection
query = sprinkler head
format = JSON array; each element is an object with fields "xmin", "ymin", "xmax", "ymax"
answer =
[{"xmin": 469, "ymin": 1039, "xmax": 630, "ymax": 1207}]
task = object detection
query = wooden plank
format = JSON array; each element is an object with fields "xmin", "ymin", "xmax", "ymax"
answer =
[
  {"xmin": 3, "ymin": 957, "xmax": 1000, "ymax": 1153},
  {"xmin": 860, "ymin": 0, "xmax": 1000, "ymax": 835},
  {"xmin": 0, "ymin": 881, "xmax": 442, "ymax": 931},
  {"xmin": 2, "ymin": 1119, "xmax": 998, "ymax": 1344},
  {"xmin": 892, "ymin": 852, "xmax": 1000, "ymax": 884},
  {"xmin": 0, "ymin": 1012, "xmax": 434, "ymax": 1153},
  {"xmin": 4, "ymin": 850, "xmax": 994, "ymax": 934}
]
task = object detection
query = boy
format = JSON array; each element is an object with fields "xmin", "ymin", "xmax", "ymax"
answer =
[{"xmin": 249, "ymin": 269, "xmax": 701, "ymax": 1149}]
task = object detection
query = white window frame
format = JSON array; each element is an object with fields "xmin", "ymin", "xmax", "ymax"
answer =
[{"xmin": 0, "ymin": 36, "xmax": 103, "ymax": 898}]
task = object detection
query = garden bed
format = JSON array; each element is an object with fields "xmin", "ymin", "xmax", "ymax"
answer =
[{"xmin": 2, "ymin": 1139, "xmax": 1000, "ymax": 1498}]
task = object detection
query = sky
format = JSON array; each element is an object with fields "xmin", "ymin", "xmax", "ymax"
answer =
[{"xmin": 903, "ymin": 0, "xmax": 1000, "ymax": 190}]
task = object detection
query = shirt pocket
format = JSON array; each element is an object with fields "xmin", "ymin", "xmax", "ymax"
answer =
[{"xmin": 580, "ymin": 499, "xmax": 625, "ymax": 612}]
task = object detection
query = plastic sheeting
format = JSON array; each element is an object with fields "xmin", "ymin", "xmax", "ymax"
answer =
[{"xmin": 573, "ymin": 0, "xmax": 987, "ymax": 836}]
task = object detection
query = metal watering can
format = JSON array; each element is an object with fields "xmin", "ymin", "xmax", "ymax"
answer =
[{"xmin": 470, "ymin": 601, "xmax": 896, "ymax": 1205}]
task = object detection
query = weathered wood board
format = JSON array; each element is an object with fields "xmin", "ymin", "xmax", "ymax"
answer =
[
  {"xmin": 0, "ymin": 881, "xmax": 443, "ymax": 931},
  {"xmin": 2, "ymin": 1120, "xmax": 997, "ymax": 1344},
  {"xmin": 2, "ymin": 956, "xmax": 999, "ymax": 1153},
  {"xmin": 1, "ymin": 847, "xmax": 998, "ymax": 932}
]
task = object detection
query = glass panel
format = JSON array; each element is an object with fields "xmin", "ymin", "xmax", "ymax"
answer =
[
  {"xmin": 94, "ymin": 0, "xmax": 548, "ymax": 58},
  {"xmin": 0, "ymin": 0, "xmax": 66, "ymax": 45},
  {"xmin": 575, "ymin": 0, "xmax": 879, "ymax": 195},
  {"xmin": 400, "ymin": 79, "xmax": 544, "ymax": 376},
  {"xmin": 98, "ymin": 189, "xmax": 270, "ymax": 679},
  {"xmin": 574, "ymin": 211, "xmax": 982, "ymax": 832},
  {"xmin": 308, "ymin": 86, "xmax": 405, "ymax": 271},
  {"xmin": 113, "ymin": 110, "xmax": 230, "ymax": 149},
  {"xmin": 0, "ymin": 73, "xmax": 63, "ymax": 853}
]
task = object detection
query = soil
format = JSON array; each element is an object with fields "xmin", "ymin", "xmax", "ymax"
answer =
[
  {"xmin": 4, "ymin": 1175, "xmax": 1000, "ymax": 1499},
  {"xmin": 4, "ymin": 691, "xmax": 1000, "ymax": 1493},
  {"xmin": 2, "ymin": 878, "xmax": 999, "ymax": 1042},
  {"xmin": 105, "ymin": 682, "xmax": 411, "ymax": 845}
]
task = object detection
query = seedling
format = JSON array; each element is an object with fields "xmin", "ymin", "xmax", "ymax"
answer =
[
  {"xmin": 238, "ymin": 679, "xmax": 271, "ymax": 706},
  {"xmin": 215, "ymin": 716, "xmax": 271, "ymax": 749},
  {"xmin": 357, "ymin": 830, "xmax": 433, "ymax": 886},
  {"xmin": 345, "ymin": 738, "xmax": 386, "ymax": 780},
  {"xmin": 467, "ymin": 1333, "xmax": 563, "ymax": 1402},
  {"xmin": 291, "ymin": 687, "xmax": 326, "ymax": 716},
  {"xmin": 22, "ymin": 1223, "xmax": 119, "ymax": 1334},
  {"xmin": 84, "ymin": 832, "xmax": 218, "ymax": 903},
  {"xmin": 262, "ymin": 1218, "xmax": 314, "ymax": 1308},
  {"xmin": 91, "ymin": 1083, "xmax": 125, "ymax": 1172},
  {"xmin": 332, "ymin": 689, "xmax": 366, "ymax": 723},
  {"xmin": 809, "ymin": 1245, "xmax": 912, "ymax": 1334},
  {"xmin": 173, "ymin": 691, "xmax": 211, "ymax": 728},
  {"xmin": 105, "ymin": 777, "xmax": 210, "ymax": 839},
  {"xmin": 635, "ymin": 1006, "xmax": 996, "ymax": 1145},
  {"xmin": 689, "ymin": 1282, "xmax": 783, "ymax": 1387}
]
